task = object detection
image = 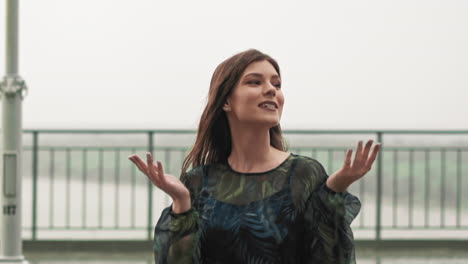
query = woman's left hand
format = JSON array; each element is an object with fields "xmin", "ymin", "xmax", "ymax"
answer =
[{"xmin": 326, "ymin": 140, "xmax": 381, "ymax": 192}]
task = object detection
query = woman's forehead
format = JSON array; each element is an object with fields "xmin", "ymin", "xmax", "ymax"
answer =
[{"xmin": 242, "ymin": 61, "xmax": 280, "ymax": 78}]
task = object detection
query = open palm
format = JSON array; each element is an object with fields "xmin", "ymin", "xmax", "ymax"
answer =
[
  {"xmin": 128, "ymin": 152, "xmax": 190, "ymax": 202},
  {"xmin": 327, "ymin": 140, "xmax": 381, "ymax": 192}
]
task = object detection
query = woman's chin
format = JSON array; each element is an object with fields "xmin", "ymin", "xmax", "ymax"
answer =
[
  {"xmin": 239, "ymin": 116, "xmax": 280, "ymax": 128},
  {"xmin": 259, "ymin": 118, "xmax": 280, "ymax": 128}
]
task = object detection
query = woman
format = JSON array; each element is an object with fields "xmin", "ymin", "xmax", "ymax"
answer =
[{"xmin": 129, "ymin": 49, "xmax": 380, "ymax": 264}]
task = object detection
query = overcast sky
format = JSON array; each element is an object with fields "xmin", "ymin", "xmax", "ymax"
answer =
[{"xmin": 0, "ymin": 0, "xmax": 467, "ymax": 130}]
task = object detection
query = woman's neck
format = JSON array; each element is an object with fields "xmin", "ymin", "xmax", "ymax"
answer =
[{"xmin": 227, "ymin": 125, "xmax": 285, "ymax": 173}]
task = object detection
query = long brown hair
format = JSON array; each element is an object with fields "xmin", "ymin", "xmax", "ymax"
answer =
[{"xmin": 180, "ymin": 49, "xmax": 289, "ymax": 181}]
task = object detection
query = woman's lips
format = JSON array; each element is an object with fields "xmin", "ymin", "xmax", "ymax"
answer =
[{"xmin": 259, "ymin": 106, "xmax": 277, "ymax": 111}]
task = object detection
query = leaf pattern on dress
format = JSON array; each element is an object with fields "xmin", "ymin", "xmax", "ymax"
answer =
[{"xmin": 153, "ymin": 153, "xmax": 361, "ymax": 264}]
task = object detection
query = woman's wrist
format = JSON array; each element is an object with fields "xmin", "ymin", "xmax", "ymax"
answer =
[
  {"xmin": 172, "ymin": 195, "xmax": 191, "ymax": 214},
  {"xmin": 326, "ymin": 176, "xmax": 348, "ymax": 193}
]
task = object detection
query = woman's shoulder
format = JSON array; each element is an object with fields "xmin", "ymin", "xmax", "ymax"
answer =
[
  {"xmin": 290, "ymin": 153, "xmax": 330, "ymax": 208},
  {"xmin": 291, "ymin": 153, "xmax": 328, "ymax": 179},
  {"xmin": 180, "ymin": 164, "xmax": 206, "ymax": 188},
  {"xmin": 182, "ymin": 161, "xmax": 232, "ymax": 181},
  {"xmin": 184, "ymin": 164, "xmax": 206, "ymax": 176}
]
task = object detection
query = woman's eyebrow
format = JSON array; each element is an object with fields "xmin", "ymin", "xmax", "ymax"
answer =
[{"xmin": 243, "ymin": 72, "xmax": 281, "ymax": 79}]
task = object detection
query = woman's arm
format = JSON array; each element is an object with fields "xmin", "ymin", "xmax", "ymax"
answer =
[
  {"xmin": 128, "ymin": 153, "xmax": 203, "ymax": 263},
  {"xmin": 153, "ymin": 203, "xmax": 200, "ymax": 263},
  {"xmin": 302, "ymin": 159, "xmax": 361, "ymax": 264},
  {"xmin": 152, "ymin": 166, "xmax": 204, "ymax": 264}
]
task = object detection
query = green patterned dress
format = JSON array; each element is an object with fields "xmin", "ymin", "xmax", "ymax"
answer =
[{"xmin": 153, "ymin": 152, "xmax": 361, "ymax": 264}]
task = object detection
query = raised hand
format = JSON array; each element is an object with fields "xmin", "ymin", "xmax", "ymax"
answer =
[
  {"xmin": 326, "ymin": 140, "xmax": 381, "ymax": 192},
  {"xmin": 128, "ymin": 152, "xmax": 191, "ymax": 213}
]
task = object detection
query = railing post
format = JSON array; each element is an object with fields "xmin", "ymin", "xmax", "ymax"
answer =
[
  {"xmin": 147, "ymin": 131, "xmax": 154, "ymax": 240},
  {"xmin": 31, "ymin": 131, "xmax": 38, "ymax": 240},
  {"xmin": 375, "ymin": 132, "xmax": 383, "ymax": 241}
]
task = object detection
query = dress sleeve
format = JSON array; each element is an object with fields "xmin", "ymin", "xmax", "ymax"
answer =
[
  {"xmin": 302, "ymin": 160, "xmax": 361, "ymax": 264},
  {"xmin": 153, "ymin": 166, "xmax": 203, "ymax": 264}
]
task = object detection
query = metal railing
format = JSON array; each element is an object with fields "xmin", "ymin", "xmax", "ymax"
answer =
[{"xmin": 20, "ymin": 129, "xmax": 468, "ymax": 241}]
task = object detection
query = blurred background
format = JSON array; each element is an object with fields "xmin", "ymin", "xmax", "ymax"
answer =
[{"xmin": 1, "ymin": 0, "xmax": 467, "ymax": 263}]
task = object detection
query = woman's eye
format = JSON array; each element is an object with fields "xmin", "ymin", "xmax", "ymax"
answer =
[
  {"xmin": 247, "ymin": 80, "xmax": 281, "ymax": 88},
  {"xmin": 248, "ymin": 80, "xmax": 261, "ymax": 85}
]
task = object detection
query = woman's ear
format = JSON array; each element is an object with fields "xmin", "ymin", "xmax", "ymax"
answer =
[{"xmin": 222, "ymin": 100, "xmax": 231, "ymax": 112}]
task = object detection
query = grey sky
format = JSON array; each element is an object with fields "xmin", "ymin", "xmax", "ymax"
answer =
[{"xmin": 1, "ymin": 0, "xmax": 467, "ymax": 130}]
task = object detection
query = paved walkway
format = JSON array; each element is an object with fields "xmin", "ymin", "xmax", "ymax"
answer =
[{"xmin": 19, "ymin": 246, "xmax": 468, "ymax": 264}]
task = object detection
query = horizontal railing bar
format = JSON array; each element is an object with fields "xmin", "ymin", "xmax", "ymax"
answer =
[
  {"xmin": 23, "ymin": 146, "xmax": 468, "ymax": 151},
  {"xmin": 23, "ymin": 129, "xmax": 468, "ymax": 134},
  {"xmin": 380, "ymin": 226, "xmax": 468, "ymax": 229},
  {"xmin": 23, "ymin": 227, "xmax": 148, "ymax": 231}
]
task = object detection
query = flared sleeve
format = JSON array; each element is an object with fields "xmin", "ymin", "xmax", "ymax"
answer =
[
  {"xmin": 153, "ymin": 166, "xmax": 203, "ymax": 264},
  {"xmin": 302, "ymin": 159, "xmax": 361, "ymax": 264}
]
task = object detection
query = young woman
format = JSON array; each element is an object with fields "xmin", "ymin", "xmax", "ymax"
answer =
[{"xmin": 129, "ymin": 49, "xmax": 380, "ymax": 264}]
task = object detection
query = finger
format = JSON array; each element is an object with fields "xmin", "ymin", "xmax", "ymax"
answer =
[
  {"xmin": 146, "ymin": 152, "xmax": 158, "ymax": 183},
  {"xmin": 352, "ymin": 141, "xmax": 364, "ymax": 167},
  {"xmin": 133, "ymin": 156, "xmax": 148, "ymax": 172},
  {"xmin": 156, "ymin": 161, "xmax": 166, "ymax": 184},
  {"xmin": 344, "ymin": 149, "xmax": 353, "ymax": 168},
  {"xmin": 365, "ymin": 143, "xmax": 381, "ymax": 169},
  {"xmin": 131, "ymin": 156, "xmax": 157, "ymax": 184},
  {"xmin": 362, "ymin": 139, "xmax": 374, "ymax": 159},
  {"xmin": 356, "ymin": 140, "xmax": 363, "ymax": 155},
  {"xmin": 130, "ymin": 154, "xmax": 145, "ymax": 167},
  {"xmin": 128, "ymin": 155, "xmax": 147, "ymax": 173},
  {"xmin": 152, "ymin": 160, "xmax": 163, "ymax": 183}
]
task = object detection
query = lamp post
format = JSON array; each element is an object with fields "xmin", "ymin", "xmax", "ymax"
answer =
[{"xmin": 0, "ymin": 0, "xmax": 29, "ymax": 263}]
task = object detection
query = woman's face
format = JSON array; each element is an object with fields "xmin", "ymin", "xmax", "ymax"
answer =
[{"xmin": 223, "ymin": 60, "xmax": 284, "ymax": 128}]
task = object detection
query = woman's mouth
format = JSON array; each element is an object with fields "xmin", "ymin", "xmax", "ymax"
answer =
[{"xmin": 259, "ymin": 105, "xmax": 277, "ymax": 111}]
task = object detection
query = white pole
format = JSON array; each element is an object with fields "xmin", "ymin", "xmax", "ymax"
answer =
[{"xmin": 0, "ymin": 0, "xmax": 29, "ymax": 263}]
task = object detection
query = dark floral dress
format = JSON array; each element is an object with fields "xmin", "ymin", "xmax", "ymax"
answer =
[{"xmin": 153, "ymin": 153, "xmax": 361, "ymax": 264}]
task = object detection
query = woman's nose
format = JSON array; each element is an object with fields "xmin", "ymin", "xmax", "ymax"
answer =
[{"xmin": 264, "ymin": 83, "xmax": 276, "ymax": 96}]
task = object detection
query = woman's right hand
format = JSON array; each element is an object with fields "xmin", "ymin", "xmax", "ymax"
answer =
[{"xmin": 128, "ymin": 152, "xmax": 191, "ymax": 214}]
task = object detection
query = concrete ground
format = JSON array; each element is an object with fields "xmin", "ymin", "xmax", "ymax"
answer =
[{"xmin": 13, "ymin": 240, "xmax": 468, "ymax": 264}]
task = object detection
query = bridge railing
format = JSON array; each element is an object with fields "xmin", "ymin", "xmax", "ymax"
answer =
[{"xmin": 20, "ymin": 129, "xmax": 468, "ymax": 240}]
